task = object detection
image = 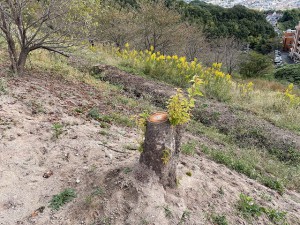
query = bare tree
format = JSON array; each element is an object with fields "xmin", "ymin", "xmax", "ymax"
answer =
[
  {"xmin": 201, "ymin": 37, "xmax": 242, "ymax": 74},
  {"xmin": 183, "ymin": 25, "xmax": 206, "ymax": 61},
  {"xmin": 94, "ymin": 1, "xmax": 137, "ymax": 48},
  {"xmin": 222, "ymin": 37, "xmax": 243, "ymax": 75},
  {"xmin": 134, "ymin": 0, "xmax": 186, "ymax": 54},
  {"xmin": 0, "ymin": 0, "xmax": 84, "ymax": 75}
]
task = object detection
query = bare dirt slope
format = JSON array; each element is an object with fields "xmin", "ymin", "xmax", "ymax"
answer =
[{"xmin": 1, "ymin": 71, "xmax": 300, "ymax": 225}]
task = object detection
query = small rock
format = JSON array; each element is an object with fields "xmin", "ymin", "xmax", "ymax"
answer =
[
  {"xmin": 43, "ymin": 170, "xmax": 53, "ymax": 178},
  {"xmin": 105, "ymin": 153, "xmax": 113, "ymax": 160}
]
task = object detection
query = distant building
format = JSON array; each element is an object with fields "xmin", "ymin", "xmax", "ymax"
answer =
[
  {"xmin": 283, "ymin": 29, "xmax": 296, "ymax": 52},
  {"xmin": 290, "ymin": 22, "xmax": 300, "ymax": 61}
]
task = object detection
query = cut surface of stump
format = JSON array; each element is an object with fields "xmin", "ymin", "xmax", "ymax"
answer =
[{"xmin": 139, "ymin": 112, "xmax": 182, "ymax": 188}]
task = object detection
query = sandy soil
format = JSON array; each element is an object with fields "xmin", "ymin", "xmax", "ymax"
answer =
[{"xmin": 1, "ymin": 72, "xmax": 300, "ymax": 225}]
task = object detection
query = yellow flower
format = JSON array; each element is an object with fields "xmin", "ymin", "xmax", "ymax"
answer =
[
  {"xmin": 158, "ymin": 55, "xmax": 165, "ymax": 61},
  {"xmin": 190, "ymin": 61, "xmax": 196, "ymax": 69},
  {"xmin": 215, "ymin": 71, "xmax": 224, "ymax": 78},
  {"xmin": 179, "ymin": 56, "xmax": 186, "ymax": 63},
  {"xmin": 212, "ymin": 63, "xmax": 222, "ymax": 70},
  {"xmin": 172, "ymin": 55, "xmax": 178, "ymax": 60},
  {"xmin": 225, "ymin": 74, "xmax": 231, "ymax": 81},
  {"xmin": 124, "ymin": 43, "xmax": 130, "ymax": 49},
  {"xmin": 150, "ymin": 53, "xmax": 156, "ymax": 61}
]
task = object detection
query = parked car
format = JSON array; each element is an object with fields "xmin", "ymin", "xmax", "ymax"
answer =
[{"xmin": 274, "ymin": 56, "xmax": 282, "ymax": 63}]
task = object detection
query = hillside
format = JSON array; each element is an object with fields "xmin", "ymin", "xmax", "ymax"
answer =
[{"xmin": 1, "ymin": 47, "xmax": 300, "ymax": 225}]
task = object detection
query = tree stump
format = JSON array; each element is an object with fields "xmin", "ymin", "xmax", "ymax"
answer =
[{"xmin": 139, "ymin": 112, "xmax": 182, "ymax": 188}]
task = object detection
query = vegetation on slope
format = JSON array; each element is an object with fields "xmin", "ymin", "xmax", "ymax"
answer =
[
  {"xmin": 97, "ymin": 44, "xmax": 299, "ymax": 133},
  {"xmin": 183, "ymin": 1, "xmax": 276, "ymax": 54},
  {"xmin": 278, "ymin": 8, "xmax": 300, "ymax": 30},
  {"xmin": 1, "ymin": 35, "xmax": 300, "ymax": 224},
  {"xmin": 116, "ymin": 0, "xmax": 277, "ymax": 54}
]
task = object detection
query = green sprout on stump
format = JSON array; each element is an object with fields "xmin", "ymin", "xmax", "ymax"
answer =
[
  {"xmin": 167, "ymin": 76, "xmax": 203, "ymax": 126},
  {"xmin": 161, "ymin": 148, "xmax": 171, "ymax": 165}
]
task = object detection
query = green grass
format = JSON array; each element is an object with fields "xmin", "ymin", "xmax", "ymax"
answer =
[
  {"xmin": 181, "ymin": 141, "xmax": 197, "ymax": 156},
  {"xmin": 85, "ymin": 187, "xmax": 104, "ymax": 205},
  {"xmin": 52, "ymin": 123, "xmax": 64, "ymax": 139},
  {"xmin": 0, "ymin": 78, "xmax": 8, "ymax": 95},
  {"xmin": 188, "ymin": 118, "xmax": 300, "ymax": 194},
  {"xmin": 99, "ymin": 130, "xmax": 109, "ymax": 136},
  {"xmin": 237, "ymin": 193, "xmax": 288, "ymax": 224},
  {"xmin": 179, "ymin": 210, "xmax": 191, "ymax": 224},
  {"xmin": 163, "ymin": 205, "xmax": 172, "ymax": 218},
  {"xmin": 87, "ymin": 107, "xmax": 134, "ymax": 127},
  {"xmin": 201, "ymin": 144, "xmax": 285, "ymax": 194},
  {"xmin": 49, "ymin": 188, "xmax": 76, "ymax": 210},
  {"xmin": 211, "ymin": 214, "xmax": 228, "ymax": 225},
  {"xmin": 237, "ymin": 193, "xmax": 263, "ymax": 218}
]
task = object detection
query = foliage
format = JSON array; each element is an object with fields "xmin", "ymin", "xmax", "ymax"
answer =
[
  {"xmin": 94, "ymin": 0, "xmax": 190, "ymax": 54},
  {"xmin": 237, "ymin": 193, "xmax": 288, "ymax": 224},
  {"xmin": 278, "ymin": 9, "xmax": 300, "ymax": 30},
  {"xmin": 167, "ymin": 89, "xmax": 194, "ymax": 126},
  {"xmin": 201, "ymin": 144, "xmax": 285, "ymax": 194},
  {"xmin": 182, "ymin": 1, "xmax": 276, "ymax": 54},
  {"xmin": 0, "ymin": 78, "xmax": 8, "ymax": 95},
  {"xmin": 135, "ymin": 111, "xmax": 150, "ymax": 133},
  {"xmin": 284, "ymin": 84, "xmax": 300, "ymax": 108},
  {"xmin": 49, "ymin": 188, "xmax": 76, "ymax": 210},
  {"xmin": 211, "ymin": 214, "xmax": 228, "ymax": 225},
  {"xmin": 237, "ymin": 193, "xmax": 264, "ymax": 218},
  {"xmin": 181, "ymin": 141, "xmax": 197, "ymax": 156},
  {"xmin": 87, "ymin": 107, "xmax": 101, "ymax": 120},
  {"xmin": 161, "ymin": 148, "xmax": 171, "ymax": 165},
  {"xmin": 264, "ymin": 208, "xmax": 288, "ymax": 224},
  {"xmin": 167, "ymin": 76, "xmax": 203, "ymax": 126},
  {"xmin": 163, "ymin": 205, "xmax": 173, "ymax": 218},
  {"xmin": 88, "ymin": 108, "xmax": 134, "ymax": 127},
  {"xmin": 274, "ymin": 64, "xmax": 300, "ymax": 85},
  {"xmin": 238, "ymin": 82, "xmax": 254, "ymax": 98},
  {"xmin": 179, "ymin": 210, "xmax": 191, "ymax": 224},
  {"xmin": 52, "ymin": 123, "xmax": 64, "ymax": 139},
  {"xmin": 0, "ymin": 0, "xmax": 93, "ymax": 74},
  {"xmin": 239, "ymin": 51, "xmax": 273, "ymax": 78},
  {"xmin": 115, "ymin": 44, "xmax": 243, "ymax": 102}
]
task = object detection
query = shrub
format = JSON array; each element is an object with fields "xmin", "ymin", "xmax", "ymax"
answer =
[
  {"xmin": 0, "ymin": 78, "xmax": 8, "ymax": 95},
  {"xmin": 211, "ymin": 214, "xmax": 228, "ymax": 225},
  {"xmin": 49, "ymin": 188, "xmax": 76, "ymax": 210},
  {"xmin": 181, "ymin": 141, "xmax": 197, "ymax": 156},
  {"xmin": 239, "ymin": 51, "xmax": 273, "ymax": 78},
  {"xmin": 237, "ymin": 193, "xmax": 288, "ymax": 224},
  {"xmin": 274, "ymin": 63, "xmax": 300, "ymax": 84},
  {"xmin": 114, "ymin": 44, "xmax": 238, "ymax": 102},
  {"xmin": 237, "ymin": 193, "xmax": 263, "ymax": 218}
]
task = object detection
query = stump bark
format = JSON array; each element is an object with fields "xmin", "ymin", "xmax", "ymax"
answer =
[{"xmin": 139, "ymin": 112, "xmax": 182, "ymax": 188}]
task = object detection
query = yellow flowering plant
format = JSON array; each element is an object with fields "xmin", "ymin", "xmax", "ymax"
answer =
[
  {"xmin": 167, "ymin": 76, "xmax": 204, "ymax": 126},
  {"xmin": 284, "ymin": 84, "xmax": 300, "ymax": 108}
]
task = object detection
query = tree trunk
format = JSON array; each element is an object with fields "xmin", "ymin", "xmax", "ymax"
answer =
[
  {"xmin": 139, "ymin": 112, "xmax": 182, "ymax": 188},
  {"xmin": 6, "ymin": 36, "xmax": 18, "ymax": 74},
  {"xmin": 16, "ymin": 48, "xmax": 29, "ymax": 75}
]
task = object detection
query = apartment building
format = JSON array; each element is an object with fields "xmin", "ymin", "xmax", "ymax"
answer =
[
  {"xmin": 283, "ymin": 29, "xmax": 295, "ymax": 51},
  {"xmin": 290, "ymin": 21, "xmax": 300, "ymax": 61}
]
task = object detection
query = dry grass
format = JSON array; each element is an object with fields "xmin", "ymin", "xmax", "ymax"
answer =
[{"xmin": 232, "ymin": 89, "xmax": 300, "ymax": 134}]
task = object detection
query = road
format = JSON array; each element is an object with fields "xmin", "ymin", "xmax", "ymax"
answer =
[{"xmin": 281, "ymin": 52, "xmax": 294, "ymax": 64}]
